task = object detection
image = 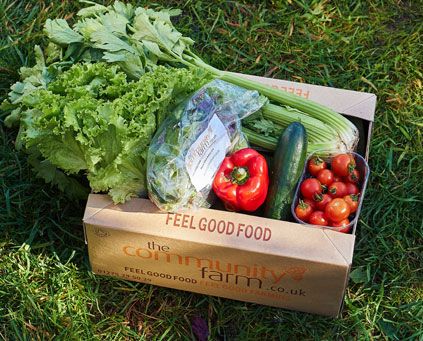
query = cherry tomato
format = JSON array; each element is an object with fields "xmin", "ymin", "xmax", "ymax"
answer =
[
  {"xmin": 295, "ymin": 199, "xmax": 314, "ymax": 222},
  {"xmin": 325, "ymin": 198, "xmax": 351, "ymax": 223},
  {"xmin": 345, "ymin": 182, "xmax": 359, "ymax": 195},
  {"xmin": 314, "ymin": 193, "xmax": 332, "ymax": 211},
  {"xmin": 300, "ymin": 178, "xmax": 322, "ymax": 199},
  {"xmin": 333, "ymin": 175, "xmax": 343, "ymax": 182},
  {"xmin": 346, "ymin": 169, "xmax": 360, "ymax": 183},
  {"xmin": 317, "ymin": 169, "xmax": 335, "ymax": 187},
  {"xmin": 332, "ymin": 154, "xmax": 356, "ymax": 177},
  {"xmin": 307, "ymin": 157, "xmax": 327, "ymax": 176},
  {"xmin": 328, "ymin": 181, "xmax": 347, "ymax": 198},
  {"xmin": 303, "ymin": 198, "xmax": 316, "ymax": 210},
  {"xmin": 309, "ymin": 211, "xmax": 329, "ymax": 226},
  {"xmin": 344, "ymin": 194, "xmax": 359, "ymax": 213},
  {"xmin": 331, "ymin": 218, "xmax": 351, "ymax": 233}
]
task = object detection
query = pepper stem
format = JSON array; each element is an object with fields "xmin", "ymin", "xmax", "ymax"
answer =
[{"xmin": 231, "ymin": 167, "xmax": 250, "ymax": 185}]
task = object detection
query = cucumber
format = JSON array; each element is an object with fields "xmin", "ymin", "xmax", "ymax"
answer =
[{"xmin": 264, "ymin": 122, "xmax": 307, "ymax": 220}]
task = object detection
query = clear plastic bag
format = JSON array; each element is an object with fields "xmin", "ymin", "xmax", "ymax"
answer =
[{"xmin": 147, "ymin": 79, "xmax": 267, "ymax": 212}]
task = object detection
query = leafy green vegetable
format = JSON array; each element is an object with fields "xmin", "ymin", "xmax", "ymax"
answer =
[
  {"xmin": 40, "ymin": 0, "xmax": 358, "ymax": 154},
  {"xmin": 42, "ymin": 1, "xmax": 190, "ymax": 79},
  {"xmin": 2, "ymin": 45, "xmax": 68, "ymax": 129},
  {"xmin": 2, "ymin": 0, "xmax": 358, "ymax": 203},
  {"xmin": 27, "ymin": 149, "xmax": 90, "ymax": 199},
  {"xmin": 8, "ymin": 62, "xmax": 211, "ymax": 202},
  {"xmin": 45, "ymin": 19, "xmax": 84, "ymax": 45}
]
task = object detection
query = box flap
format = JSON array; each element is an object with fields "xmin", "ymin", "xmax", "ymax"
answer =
[
  {"xmin": 323, "ymin": 230, "xmax": 355, "ymax": 265},
  {"xmin": 235, "ymin": 73, "xmax": 375, "ymax": 122},
  {"xmin": 83, "ymin": 194, "xmax": 114, "ymax": 221},
  {"xmin": 84, "ymin": 194, "xmax": 354, "ymax": 268}
]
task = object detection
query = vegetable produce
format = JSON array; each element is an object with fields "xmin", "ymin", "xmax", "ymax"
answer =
[
  {"xmin": 264, "ymin": 122, "xmax": 307, "ymax": 220},
  {"xmin": 331, "ymin": 219, "xmax": 351, "ymax": 233},
  {"xmin": 8, "ymin": 0, "xmax": 357, "ymax": 156},
  {"xmin": 314, "ymin": 193, "xmax": 332, "ymax": 211},
  {"xmin": 294, "ymin": 200, "xmax": 313, "ymax": 222},
  {"xmin": 309, "ymin": 211, "xmax": 329, "ymax": 226},
  {"xmin": 308, "ymin": 157, "xmax": 326, "ymax": 176},
  {"xmin": 300, "ymin": 178, "xmax": 322, "ymax": 200},
  {"xmin": 333, "ymin": 175, "xmax": 342, "ymax": 182},
  {"xmin": 234, "ymin": 87, "xmax": 358, "ymax": 155},
  {"xmin": 213, "ymin": 148, "xmax": 269, "ymax": 212},
  {"xmin": 5, "ymin": 62, "xmax": 212, "ymax": 202},
  {"xmin": 325, "ymin": 198, "xmax": 351, "ymax": 223},
  {"xmin": 292, "ymin": 151, "xmax": 368, "ymax": 233},
  {"xmin": 345, "ymin": 182, "xmax": 359, "ymax": 195},
  {"xmin": 332, "ymin": 154, "xmax": 356, "ymax": 177},
  {"xmin": 346, "ymin": 169, "xmax": 360, "ymax": 183},
  {"xmin": 2, "ymin": 0, "xmax": 360, "ymax": 202},
  {"xmin": 328, "ymin": 182, "xmax": 348, "ymax": 198},
  {"xmin": 344, "ymin": 194, "xmax": 359, "ymax": 213},
  {"xmin": 316, "ymin": 169, "xmax": 334, "ymax": 187},
  {"xmin": 303, "ymin": 198, "xmax": 317, "ymax": 210},
  {"xmin": 148, "ymin": 80, "xmax": 266, "ymax": 212}
]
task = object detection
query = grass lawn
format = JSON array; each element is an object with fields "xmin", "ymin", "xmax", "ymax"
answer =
[{"xmin": 0, "ymin": 0, "xmax": 422, "ymax": 339}]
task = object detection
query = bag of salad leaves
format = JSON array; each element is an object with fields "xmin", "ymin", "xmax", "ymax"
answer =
[{"xmin": 147, "ymin": 79, "xmax": 267, "ymax": 212}]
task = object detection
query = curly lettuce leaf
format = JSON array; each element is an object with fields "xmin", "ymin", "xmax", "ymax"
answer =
[
  {"xmin": 27, "ymin": 149, "xmax": 90, "ymax": 200},
  {"xmin": 2, "ymin": 45, "xmax": 67, "ymax": 129},
  {"xmin": 8, "ymin": 46, "xmax": 49, "ymax": 105},
  {"xmin": 16, "ymin": 63, "xmax": 212, "ymax": 203}
]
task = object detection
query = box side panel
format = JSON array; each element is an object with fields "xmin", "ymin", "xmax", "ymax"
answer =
[
  {"xmin": 235, "ymin": 73, "xmax": 376, "ymax": 121},
  {"xmin": 366, "ymin": 121, "xmax": 374, "ymax": 161},
  {"xmin": 86, "ymin": 224, "xmax": 349, "ymax": 317},
  {"xmin": 84, "ymin": 195, "xmax": 355, "ymax": 267}
]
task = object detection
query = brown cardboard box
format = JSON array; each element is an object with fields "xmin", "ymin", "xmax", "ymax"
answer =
[{"xmin": 83, "ymin": 76, "xmax": 376, "ymax": 317}]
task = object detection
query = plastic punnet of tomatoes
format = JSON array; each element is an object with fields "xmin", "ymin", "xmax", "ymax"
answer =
[{"xmin": 291, "ymin": 151, "xmax": 370, "ymax": 233}]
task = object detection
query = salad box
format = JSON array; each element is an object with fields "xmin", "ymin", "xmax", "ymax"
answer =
[{"xmin": 83, "ymin": 75, "xmax": 376, "ymax": 317}]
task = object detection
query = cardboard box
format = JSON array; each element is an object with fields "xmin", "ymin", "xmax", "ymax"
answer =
[{"xmin": 83, "ymin": 76, "xmax": 376, "ymax": 317}]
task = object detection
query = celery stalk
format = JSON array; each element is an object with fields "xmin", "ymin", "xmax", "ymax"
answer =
[
  {"xmin": 219, "ymin": 72, "xmax": 359, "ymax": 152},
  {"xmin": 262, "ymin": 104, "xmax": 337, "ymax": 143},
  {"xmin": 241, "ymin": 128, "xmax": 277, "ymax": 150},
  {"xmin": 190, "ymin": 60, "xmax": 359, "ymax": 153}
]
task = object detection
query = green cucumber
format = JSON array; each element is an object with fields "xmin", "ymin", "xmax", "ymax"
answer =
[{"xmin": 264, "ymin": 122, "xmax": 307, "ymax": 220}]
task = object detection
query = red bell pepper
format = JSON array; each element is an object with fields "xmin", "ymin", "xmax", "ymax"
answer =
[{"xmin": 213, "ymin": 148, "xmax": 269, "ymax": 212}]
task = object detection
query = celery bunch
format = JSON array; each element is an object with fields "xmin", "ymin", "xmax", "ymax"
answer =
[{"xmin": 10, "ymin": 0, "xmax": 358, "ymax": 155}]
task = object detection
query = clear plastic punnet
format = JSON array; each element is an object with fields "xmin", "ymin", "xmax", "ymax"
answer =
[
  {"xmin": 291, "ymin": 151, "xmax": 370, "ymax": 233},
  {"xmin": 147, "ymin": 79, "xmax": 267, "ymax": 212}
]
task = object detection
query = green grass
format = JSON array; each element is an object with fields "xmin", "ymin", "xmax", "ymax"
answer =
[{"xmin": 1, "ymin": 0, "xmax": 422, "ymax": 339}]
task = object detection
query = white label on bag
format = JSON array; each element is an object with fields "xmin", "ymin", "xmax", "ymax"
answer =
[{"xmin": 185, "ymin": 114, "xmax": 231, "ymax": 192}]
